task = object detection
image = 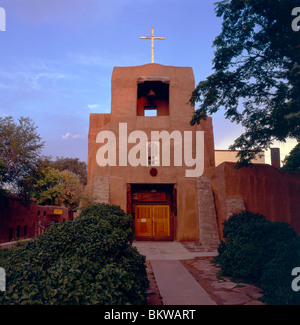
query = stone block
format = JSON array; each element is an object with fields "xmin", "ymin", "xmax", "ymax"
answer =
[
  {"xmin": 93, "ymin": 176, "xmax": 110, "ymax": 204},
  {"xmin": 197, "ymin": 176, "xmax": 220, "ymax": 246}
]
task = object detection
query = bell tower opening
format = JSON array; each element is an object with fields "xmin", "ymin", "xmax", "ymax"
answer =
[{"xmin": 137, "ymin": 79, "xmax": 169, "ymax": 116}]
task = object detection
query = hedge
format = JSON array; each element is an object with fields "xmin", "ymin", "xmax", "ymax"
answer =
[
  {"xmin": 0, "ymin": 203, "xmax": 149, "ymax": 305},
  {"xmin": 215, "ymin": 211, "xmax": 300, "ymax": 305}
]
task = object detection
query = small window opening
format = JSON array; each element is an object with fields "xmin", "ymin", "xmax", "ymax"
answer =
[
  {"xmin": 8, "ymin": 228, "xmax": 13, "ymax": 241},
  {"xmin": 147, "ymin": 141, "xmax": 160, "ymax": 166},
  {"xmin": 16, "ymin": 225, "xmax": 21, "ymax": 239},
  {"xmin": 144, "ymin": 109, "xmax": 157, "ymax": 117}
]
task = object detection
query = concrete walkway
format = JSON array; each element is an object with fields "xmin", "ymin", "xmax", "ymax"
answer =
[{"xmin": 133, "ymin": 241, "xmax": 218, "ymax": 305}]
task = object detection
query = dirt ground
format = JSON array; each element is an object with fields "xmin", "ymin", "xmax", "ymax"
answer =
[{"xmin": 145, "ymin": 260, "xmax": 163, "ymax": 305}]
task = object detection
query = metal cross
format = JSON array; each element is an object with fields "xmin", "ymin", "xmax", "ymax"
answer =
[{"xmin": 140, "ymin": 27, "xmax": 165, "ymax": 63}]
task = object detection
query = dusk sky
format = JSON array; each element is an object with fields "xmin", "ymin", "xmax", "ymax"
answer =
[{"xmin": 0, "ymin": 0, "xmax": 297, "ymax": 164}]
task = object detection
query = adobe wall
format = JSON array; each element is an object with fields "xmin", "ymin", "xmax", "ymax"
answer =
[
  {"xmin": 0, "ymin": 196, "xmax": 70, "ymax": 244},
  {"xmin": 212, "ymin": 162, "xmax": 300, "ymax": 239},
  {"xmin": 0, "ymin": 196, "xmax": 37, "ymax": 243}
]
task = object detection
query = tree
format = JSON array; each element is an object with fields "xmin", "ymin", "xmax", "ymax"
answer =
[
  {"xmin": 0, "ymin": 116, "xmax": 44, "ymax": 193},
  {"xmin": 60, "ymin": 170, "xmax": 84, "ymax": 211},
  {"xmin": 281, "ymin": 143, "xmax": 300, "ymax": 172},
  {"xmin": 0, "ymin": 159, "xmax": 6, "ymax": 182},
  {"xmin": 190, "ymin": 0, "xmax": 300, "ymax": 166},
  {"xmin": 50, "ymin": 157, "xmax": 87, "ymax": 185},
  {"xmin": 32, "ymin": 166, "xmax": 83, "ymax": 211},
  {"xmin": 33, "ymin": 167, "xmax": 64, "ymax": 206},
  {"xmin": 0, "ymin": 159, "xmax": 8, "ymax": 198}
]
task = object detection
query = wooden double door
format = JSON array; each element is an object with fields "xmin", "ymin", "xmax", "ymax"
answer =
[
  {"xmin": 135, "ymin": 205, "xmax": 170, "ymax": 238},
  {"xmin": 129, "ymin": 184, "xmax": 175, "ymax": 241}
]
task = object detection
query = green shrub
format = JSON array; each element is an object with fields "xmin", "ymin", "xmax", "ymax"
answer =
[
  {"xmin": 215, "ymin": 211, "xmax": 300, "ymax": 305},
  {"xmin": 216, "ymin": 211, "xmax": 270, "ymax": 281},
  {"xmin": 260, "ymin": 237, "xmax": 300, "ymax": 305},
  {"xmin": 0, "ymin": 249, "xmax": 10, "ymax": 269},
  {"xmin": 80, "ymin": 203, "xmax": 128, "ymax": 219},
  {"xmin": 0, "ymin": 204, "xmax": 149, "ymax": 305},
  {"xmin": 79, "ymin": 203, "xmax": 134, "ymax": 242}
]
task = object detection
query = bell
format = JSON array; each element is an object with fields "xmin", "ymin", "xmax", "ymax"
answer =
[{"xmin": 147, "ymin": 89, "xmax": 156, "ymax": 97}]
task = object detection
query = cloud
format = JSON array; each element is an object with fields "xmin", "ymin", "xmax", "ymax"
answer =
[
  {"xmin": 72, "ymin": 134, "xmax": 85, "ymax": 139},
  {"xmin": 62, "ymin": 132, "xmax": 86, "ymax": 140},
  {"xmin": 0, "ymin": 58, "xmax": 70, "ymax": 93},
  {"xmin": 62, "ymin": 132, "xmax": 71, "ymax": 140},
  {"xmin": 31, "ymin": 73, "xmax": 67, "ymax": 90},
  {"xmin": 87, "ymin": 104, "xmax": 101, "ymax": 110},
  {"xmin": 69, "ymin": 53, "xmax": 114, "ymax": 68}
]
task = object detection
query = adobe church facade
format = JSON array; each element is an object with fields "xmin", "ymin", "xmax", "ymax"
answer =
[
  {"xmin": 87, "ymin": 63, "xmax": 219, "ymax": 244},
  {"xmin": 87, "ymin": 63, "xmax": 300, "ymax": 244}
]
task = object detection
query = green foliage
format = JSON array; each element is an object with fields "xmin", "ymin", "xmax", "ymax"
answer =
[
  {"xmin": 0, "ymin": 116, "xmax": 44, "ymax": 196},
  {"xmin": 190, "ymin": 0, "xmax": 300, "ymax": 166},
  {"xmin": 60, "ymin": 170, "xmax": 84, "ymax": 211},
  {"xmin": 0, "ymin": 204, "xmax": 148, "ymax": 305},
  {"xmin": 0, "ymin": 187, "xmax": 8, "ymax": 199},
  {"xmin": 281, "ymin": 143, "xmax": 300, "ymax": 172},
  {"xmin": 80, "ymin": 203, "xmax": 129, "ymax": 218},
  {"xmin": 50, "ymin": 157, "xmax": 87, "ymax": 185},
  {"xmin": 24, "ymin": 156, "xmax": 87, "ymax": 210},
  {"xmin": 79, "ymin": 203, "xmax": 134, "ymax": 243},
  {"xmin": 30, "ymin": 166, "xmax": 83, "ymax": 210},
  {"xmin": 215, "ymin": 211, "xmax": 300, "ymax": 305},
  {"xmin": 0, "ymin": 159, "xmax": 7, "ymax": 182},
  {"xmin": 34, "ymin": 167, "xmax": 64, "ymax": 205},
  {"xmin": 0, "ymin": 126, "xmax": 86, "ymax": 205},
  {"xmin": 261, "ymin": 237, "xmax": 300, "ymax": 305},
  {"xmin": 0, "ymin": 249, "xmax": 10, "ymax": 269}
]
